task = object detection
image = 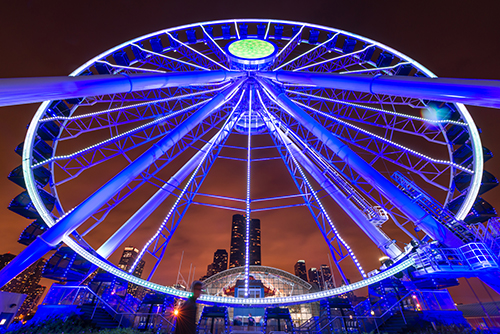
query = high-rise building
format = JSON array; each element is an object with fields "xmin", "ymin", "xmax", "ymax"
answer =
[
  {"xmin": 118, "ymin": 246, "xmax": 145, "ymax": 277},
  {"xmin": 308, "ymin": 267, "xmax": 320, "ymax": 288},
  {"xmin": 320, "ymin": 264, "xmax": 333, "ymax": 289},
  {"xmin": 213, "ymin": 249, "xmax": 228, "ymax": 273},
  {"xmin": 294, "ymin": 260, "xmax": 308, "ymax": 282},
  {"xmin": 203, "ymin": 249, "xmax": 228, "ymax": 279},
  {"xmin": 0, "ymin": 253, "xmax": 46, "ymax": 319},
  {"xmin": 117, "ymin": 247, "xmax": 146, "ymax": 298},
  {"xmin": 229, "ymin": 214, "xmax": 261, "ymax": 268}
]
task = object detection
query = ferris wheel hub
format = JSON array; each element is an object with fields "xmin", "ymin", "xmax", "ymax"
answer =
[{"xmin": 226, "ymin": 39, "xmax": 277, "ymax": 69}]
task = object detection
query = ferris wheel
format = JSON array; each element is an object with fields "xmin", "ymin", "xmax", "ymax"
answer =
[{"xmin": 3, "ymin": 19, "xmax": 496, "ymax": 306}]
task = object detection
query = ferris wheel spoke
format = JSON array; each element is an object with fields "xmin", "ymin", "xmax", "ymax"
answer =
[
  {"xmin": 41, "ymin": 86, "xmax": 216, "ymax": 123},
  {"xmin": 288, "ymin": 94, "xmax": 449, "ymax": 146},
  {"xmin": 94, "ymin": 60, "xmax": 167, "ymax": 74},
  {"xmin": 199, "ymin": 24, "xmax": 231, "ymax": 67},
  {"xmin": 274, "ymin": 32, "xmax": 339, "ymax": 71},
  {"xmin": 52, "ymin": 86, "xmax": 228, "ymax": 142},
  {"xmin": 293, "ymin": 44, "xmax": 375, "ymax": 72},
  {"xmin": 270, "ymin": 25, "xmax": 306, "ymax": 70},
  {"xmin": 131, "ymin": 43, "xmax": 211, "ymax": 71},
  {"xmin": 339, "ymin": 61, "xmax": 411, "ymax": 75},
  {"xmin": 165, "ymin": 32, "xmax": 230, "ymax": 71},
  {"xmin": 287, "ymin": 89, "xmax": 466, "ymax": 128}
]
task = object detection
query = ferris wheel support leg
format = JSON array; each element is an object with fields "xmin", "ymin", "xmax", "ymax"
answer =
[
  {"xmin": 96, "ymin": 109, "xmax": 237, "ymax": 259},
  {"xmin": 258, "ymin": 78, "xmax": 464, "ymax": 248},
  {"xmin": 277, "ymin": 126, "xmax": 403, "ymax": 259},
  {"xmin": 257, "ymin": 71, "xmax": 500, "ymax": 109},
  {"xmin": 0, "ymin": 79, "xmax": 244, "ymax": 288},
  {"xmin": 0, "ymin": 71, "xmax": 244, "ymax": 107}
]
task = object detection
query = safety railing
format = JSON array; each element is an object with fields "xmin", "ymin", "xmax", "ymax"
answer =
[
  {"xmin": 412, "ymin": 242, "xmax": 499, "ymax": 275},
  {"xmin": 301, "ymin": 289, "xmax": 459, "ymax": 334},
  {"xmin": 42, "ymin": 285, "xmax": 175, "ymax": 331}
]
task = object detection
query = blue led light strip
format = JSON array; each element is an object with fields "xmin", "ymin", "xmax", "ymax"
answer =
[{"xmin": 244, "ymin": 88, "xmax": 252, "ymax": 297}]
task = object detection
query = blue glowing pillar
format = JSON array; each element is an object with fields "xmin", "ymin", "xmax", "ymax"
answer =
[
  {"xmin": 0, "ymin": 79, "xmax": 245, "ymax": 288},
  {"xmin": 258, "ymin": 71, "xmax": 500, "ymax": 109},
  {"xmin": 258, "ymin": 78, "xmax": 464, "ymax": 248},
  {"xmin": 0, "ymin": 71, "xmax": 243, "ymax": 107}
]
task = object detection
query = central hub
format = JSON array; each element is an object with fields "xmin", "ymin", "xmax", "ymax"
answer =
[{"xmin": 226, "ymin": 39, "xmax": 277, "ymax": 69}]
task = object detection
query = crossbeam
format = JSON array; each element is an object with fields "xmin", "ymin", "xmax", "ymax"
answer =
[
  {"xmin": 0, "ymin": 71, "xmax": 244, "ymax": 107},
  {"xmin": 257, "ymin": 71, "xmax": 500, "ymax": 109}
]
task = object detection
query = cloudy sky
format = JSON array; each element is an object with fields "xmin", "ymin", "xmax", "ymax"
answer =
[{"xmin": 1, "ymin": 1, "xmax": 500, "ymax": 304}]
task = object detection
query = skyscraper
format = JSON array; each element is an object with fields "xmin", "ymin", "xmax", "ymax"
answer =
[
  {"xmin": 308, "ymin": 267, "xmax": 320, "ymax": 288},
  {"xmin": 203, "ymin": 249, "xmax": 228, "ymax": 279},
  {"xmin": 117, "ymin": 247, "xmax": 146, "ymax": 298},
  {"xmin": 118, "ymin": 246, "xmax": 145, "ymax": 277},
  {"xmin": 0, "ymin": 253, "xmax": 46, "ymax": 319},
  {"xmin": 294, "ymin": 260, "xmax": 308, "ymax": 282},
  {"xmin": 213, "ymin": 249, "xmax": 228, "ymax": 273},
  {"xmin": 229, "ymin": 214, "xmax": 261, "ymax": 268},
  {"xmin": 320, "ymin": 264, "xmax": 333, "ymax": 289}
]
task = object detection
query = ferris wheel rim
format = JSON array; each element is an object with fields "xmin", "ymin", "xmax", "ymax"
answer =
[{"xmin": 21, "ymin": 19, "xmax": 482, "ymax": 305}]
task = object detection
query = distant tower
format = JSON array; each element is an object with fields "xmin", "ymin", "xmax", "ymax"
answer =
[
  {"xmin": 118, "ymin": 246, "xmax": 145, "ymax": 277},
  {"xmin": 320, "ymin": 264, "xmax": 333, "ymax": 289},
  {"xmin": 118, "ymin": 247, "xmax": 146, "ymax": 298},
  {"xmin": 308, "ymin": 267, "xmax": 320, "ymax": 288},
  {"xmin": 202, "ymin": 249, "xmax": 228, "ymax": 280},
  {"xmin": 213, "ymin": 249, "xmax": 228, "ymax": 273},
  {"xmin": 294, "ymin": 260, "xmax": 308, "ymax": 282},
  {"xmin": 229, "ymin": 214, "xmax": 261, "ymax": 268}
]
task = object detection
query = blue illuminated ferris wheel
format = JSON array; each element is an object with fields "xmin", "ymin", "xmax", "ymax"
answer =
[{"xmin": 3, "ymin": 19, "xmax": 499, "ymax": 306}]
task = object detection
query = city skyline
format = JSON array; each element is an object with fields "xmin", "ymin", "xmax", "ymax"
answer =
[{"xmin": 0, "ymin": 2, "xmax": 499, "ymax": 306}]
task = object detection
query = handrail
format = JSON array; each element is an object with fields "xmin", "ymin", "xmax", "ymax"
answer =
[
  {"xmin": 52, "ymin": 285, "xmax": 137, "ymax": 315},
  {"xmin": 46, "ymin": 285, "xmax": 176, "ymax": 329},
  {"xmin": 305, "ymin": 291, "xmax": 414, "ymax": 334}
]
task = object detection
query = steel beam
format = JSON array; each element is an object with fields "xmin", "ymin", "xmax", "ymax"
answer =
[
  {"xmin": 258, "ymin": 71, "xmax": 500, "ymax": 109},
  {"xmin": 258, "ymin": 78, "xmax": 464, "ymax": 248},
  {"xmin": 0, "ymin": 71, "xmax": 244, "ymax": 107},
  {"xmin": 0, "ymin": 79, "xmax": 244, "ymax": 288}
]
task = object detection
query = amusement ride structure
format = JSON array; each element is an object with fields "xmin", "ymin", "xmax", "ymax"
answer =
[{"xmin": 1, "ymin": 19, "xmax": 500, "ymax": 311}]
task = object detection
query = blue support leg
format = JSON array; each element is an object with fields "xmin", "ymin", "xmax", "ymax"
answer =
[
  {"xmin": 257, "ymin": 71, "xmax": 500, "ymax": 109},
  {"xmin": 0, "ymin": 71, "xmax": 243, "ymax": 107}
]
